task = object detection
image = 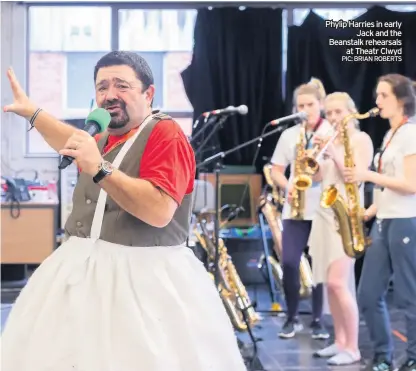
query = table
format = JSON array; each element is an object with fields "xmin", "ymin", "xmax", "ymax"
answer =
[{"xmin": 1, "ymin": 201, "xmax": 58, "ymax": 264}]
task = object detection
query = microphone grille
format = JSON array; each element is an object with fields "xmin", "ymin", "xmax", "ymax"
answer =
[
  {"xmin": 238, "ymin": 105, "xmax": 249, "ymax": 115},
  {"xmin": 298, "ymin": 111, "xmax": 308, "ymax": 120}
]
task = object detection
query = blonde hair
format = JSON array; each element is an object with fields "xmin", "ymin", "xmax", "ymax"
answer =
[
  {"xmin": 293, "ymin": 77, "xmax": 326, "ymax": 108},
  {"xmin": 325, "ymin": 92, "xmax": 360, "ymax": 128}
]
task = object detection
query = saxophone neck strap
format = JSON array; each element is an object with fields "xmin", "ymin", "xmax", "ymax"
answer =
[
  {"xmin": 304, "ymin": 117, "xmax": 323, "ymax": 148},
  {"xmin": 377, "ymin": 116, "xmax": 409, "ymax": 173}
]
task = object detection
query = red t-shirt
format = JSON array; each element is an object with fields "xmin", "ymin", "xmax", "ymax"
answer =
[{"xmin": 95, "ymin": 119, "xmax": 195, "ymax": 205}]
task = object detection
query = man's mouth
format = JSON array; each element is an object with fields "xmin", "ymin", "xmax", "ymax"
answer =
[{"xmin": 106, "ymin": 105, "xmax": 121, "ymax": 112}]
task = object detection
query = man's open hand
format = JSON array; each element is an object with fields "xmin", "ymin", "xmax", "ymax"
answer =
[{"xmin": 3, "ymin": 68, "xmax": 37, "ymax": 119}]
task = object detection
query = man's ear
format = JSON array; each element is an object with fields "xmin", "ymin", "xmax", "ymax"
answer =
[{"xmin": 145, "ymin": 85, "xmax": 155, "ymax": 106}]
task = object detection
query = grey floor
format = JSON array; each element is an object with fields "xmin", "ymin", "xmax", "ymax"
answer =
[
  {"xmin": 237, "ymin": 285, "xmax": 407, "ymax": 371},
  {"xmin": 1, "ymin": 285, "xmax": 407, "ymax": 371}
]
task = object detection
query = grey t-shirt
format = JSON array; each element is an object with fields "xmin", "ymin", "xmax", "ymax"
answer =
[{"xmin": 373, "ymin": 122, "xmax": 416, "ymax": 218}]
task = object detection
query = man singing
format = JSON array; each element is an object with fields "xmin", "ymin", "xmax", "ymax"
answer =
[{"xmin": 1, "ymin": 51, "xmax": 246, "ymax": 371}]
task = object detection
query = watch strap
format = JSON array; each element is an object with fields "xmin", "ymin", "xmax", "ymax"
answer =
[
  {"xmin": 93, "ymin": 161, "xmax": 113, "ymax": 184},
  {"xmin": 93, "ymin": 169, "xmax": 108, "ymax": 184}
]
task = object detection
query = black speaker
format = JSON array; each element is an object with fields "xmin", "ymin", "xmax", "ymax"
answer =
[
  {"xmin": 223, "ymin": 237, "xmax": 274, "ymax": 285},
  {"xmin": 198, "ymin": 173, "xmax": 262, "ymax": 227}
]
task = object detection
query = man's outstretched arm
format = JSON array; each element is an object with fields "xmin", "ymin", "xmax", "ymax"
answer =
[{"xmin": 3, "ymin": 68, "xmax": 77, "ymax": 152}]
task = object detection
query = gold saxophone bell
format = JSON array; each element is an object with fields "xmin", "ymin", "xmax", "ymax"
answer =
[
  {"xmin": 320, "ymin": 185, "xmax": 338, "ymax": 208},
  {"xmin": 320, "ymin": 107, "xmax": 379, "ymax": 258},
  {"xmin": 300, "ymin": 156, "xmax": 320, "ymax": 175},
  {"xmin": 293, "ymin": 174, "xmax": 312, "ymax": 191},
  {"xmin": 298, "ymin": 127, "xmax": 340, "ymax": 180}
]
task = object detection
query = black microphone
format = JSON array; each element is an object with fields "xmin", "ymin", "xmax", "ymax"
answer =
[
  {"xmin": 268, "ymin": 111, "xmax": 308, "ymax": 126},
  {"xmin": 58, "ymin": 108, "xmax": 111, "ymax": 170}
]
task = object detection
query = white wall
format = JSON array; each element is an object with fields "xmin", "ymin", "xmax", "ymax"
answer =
[{"xmin": 1, "ymin": 2, "xmax": 59, "ymax": 181}]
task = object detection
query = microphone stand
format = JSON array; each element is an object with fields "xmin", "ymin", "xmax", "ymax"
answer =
[
  {"xmin": 196, "ymin": 122, "xmax": 289, "ymax": 170},
  {"xmin": 197, "ymin": 122, "xmax": 290, "ymax": 371},
  {"xmin": 193, "ymin": 114, "xmax": 231, "ymax": 287},
  {"xmin": 191, "ymin": 114, "xmax": 216, "ymax": 226},
  {"xmin": 191, "ymin": 115, "xmax": 225, "ymax": 215},
  {"xmin": 197, "ymin": 123, "xmax": 291, "ymax": 282},
  {"xmin": 190, "ymin": 115, "xmax": 219, "ymax": 148},
  {"xmin": 194, "ymin": 115, "xmax": 229, "ymax": 158},
  {"xmin": 230, "ymin": 122, "xmax": 283, "ymax": 311}
]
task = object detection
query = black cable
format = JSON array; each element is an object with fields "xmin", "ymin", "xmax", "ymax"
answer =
[
  {"xmin": 191, "ymin": 115, "xmax": 219, "ymax": 216},
  {"xmin": 234, "ymin": 122, "xmax": 274, "ymax": 222},
  {"xmin": 194, "ymin": 116, "xmax": 226, "ymax": 158},
  {"xmin": 240, "ymin": 302, "xmax": 263, "ymax": 370},
  {"xmin": 9, "ymin": 197, "xmax": 21, "ymax": 219},
  {"xmin": 190, "ymin": 114, "xmax": 217, "ymax": 146},
  {"xmin": 190, "ymin": 115, "xmax": 207, "ymax": 218}
]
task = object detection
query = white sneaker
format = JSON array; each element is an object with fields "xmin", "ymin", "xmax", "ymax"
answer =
[{"xmin": 313, "ymin": 343, "xmax": 340, "ymax": 358}]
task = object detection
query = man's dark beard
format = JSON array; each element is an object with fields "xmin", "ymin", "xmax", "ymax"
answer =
[{"xmin": 102, "ymin": 99, "xmax": 130, "ymax": 129}]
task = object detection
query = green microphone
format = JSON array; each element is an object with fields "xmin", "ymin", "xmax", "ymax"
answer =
[{"xmin": 58, "ymin": 108, "xmax": 111, "ymax": 170}]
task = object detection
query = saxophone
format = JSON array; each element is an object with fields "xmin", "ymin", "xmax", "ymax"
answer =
[
  {"xmin": 193, "ymin": 211, "xmax": 260, "ymax": 331},
  {"xmin": 320, "ymin": 107, "xmax": 379, "ymax": 258},
  {"xmin": 260, "ymin": 165, "xmax": 313, "ymax": 299},
  {"xmin": 259, "ymin": 165, "xmax": 284, "ymax": 291},
  {"xmin": 291, "ymin": 123, "xmax": 312, "ymax": 219},
  {"xmin": 263, "ymin": 164, "xmax": 284, "ymax": 207},
  {"xmin": 298, "ymin": 128, "xmax": 337, "ymax": 178},
  {"xmin": 220, "ymin": 239, "xmax": 261, "ymax": 330}
]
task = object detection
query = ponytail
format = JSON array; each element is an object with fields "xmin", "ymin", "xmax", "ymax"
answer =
[
  {"xmin": 293, "ymin": 77, "xmax": 326, "ymax": 109},
  {"xmin": 308, "ymin": 77, "xmax": 326, "ymax": 101}
]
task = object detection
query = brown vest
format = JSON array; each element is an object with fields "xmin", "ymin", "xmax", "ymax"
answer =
[{"xmin": 64, "ymin": 113, "xmax": 193, "ymax": 247}]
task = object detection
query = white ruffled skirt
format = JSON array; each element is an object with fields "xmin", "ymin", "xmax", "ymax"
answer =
[{"xmin": 1, "ymin": 236, "xmax": 246, "ymax": 371}]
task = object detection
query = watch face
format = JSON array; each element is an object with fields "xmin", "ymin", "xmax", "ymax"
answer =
[{"xmin": 102, "ymin": 161, "xmax": 113, "ymax": 173}]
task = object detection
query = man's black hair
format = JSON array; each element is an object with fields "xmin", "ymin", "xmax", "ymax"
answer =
[{"xmin": 94, "ymin": 51, "xmax": 154, "ymax": 91}]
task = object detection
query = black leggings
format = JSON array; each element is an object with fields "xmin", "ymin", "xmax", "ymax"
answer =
[{"xmin": 281, "ymin": 219, "xmax": 323, "ymax": 321}]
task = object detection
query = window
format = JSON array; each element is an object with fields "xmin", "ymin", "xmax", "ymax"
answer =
[
  {"xmin": 27, "ymin": 6, "xmax": 195, "ymax": 155},
  {"xmin": 283, "ymin": 8, "xmax": 367, "ymax": 69},
  {"xmin": 282, "ymin": 8, "xmax": 368, "ymax": 98},
  {"xmin": 283, "ymin": 6, "xmax": 414, "ymax": 74},
  {"xmin": 118, "ymin": 9, "xmax": 196, "ymax": 114},
  {"xmin": 27, "ymin": 6, "xmax": 112, "ymax": 154},
  {"xmin": 28, "ymin": 7, "xmax": 112, "ymax": 118},
  {"xmin": 386, "ymin": 5, "xmax": 416, "ymax": 11},
  {"xmin": 292, "ymin": 8, "xmax": 368, "ymax": 26}
]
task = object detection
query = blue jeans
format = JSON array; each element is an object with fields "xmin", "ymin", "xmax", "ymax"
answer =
[{"xmin": 358, "ymin": 217, "xmax": 416, "ymax": 361}]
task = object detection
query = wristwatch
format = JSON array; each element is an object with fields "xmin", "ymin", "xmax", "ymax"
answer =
[{"xmin": 93, "ymin": 160, "xmax": 114, "ymax": 183}]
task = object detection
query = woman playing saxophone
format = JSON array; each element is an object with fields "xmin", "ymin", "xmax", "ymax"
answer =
[
  {"xmin": 270, "ymin": 78, "xmax": 332, "ymax": 339},
  {"xmin": 308, "ymin": 93, "xmax": 374, "ymax": 366},
  {"xmin": 344, "ymin": 74, "xmax": 416, "ymax": 371}
]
